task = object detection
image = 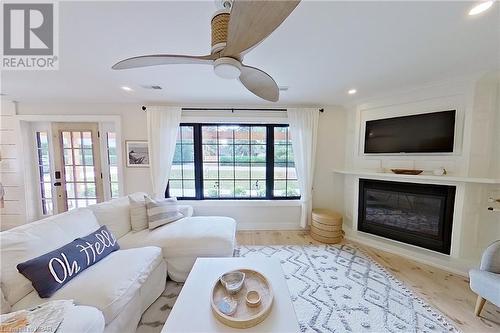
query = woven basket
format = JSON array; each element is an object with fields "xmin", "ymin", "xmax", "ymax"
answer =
[{"xmin": 310, "ymin": 209, "xmax": 343, "ymax": 244}]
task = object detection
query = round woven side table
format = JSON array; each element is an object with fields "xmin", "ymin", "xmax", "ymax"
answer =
[{"xmin": 310, "ymin": 209, "xmax": 343, "ymax": 244}]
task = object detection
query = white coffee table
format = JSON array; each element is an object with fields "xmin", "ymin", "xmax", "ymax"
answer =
[{"xmin": 161, "ymin": 257, "xmax": 300, "ymax": 333}]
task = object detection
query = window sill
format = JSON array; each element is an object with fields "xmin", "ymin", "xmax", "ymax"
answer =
[{"xmin": 180, "ymin": 200, "xmax": 302, "ymax": 207}]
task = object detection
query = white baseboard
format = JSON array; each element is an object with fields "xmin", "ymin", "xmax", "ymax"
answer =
[
  {"xmin": 344, "ymin": 229, "xmax": 474, "ymax": 277},
  {"xmin": 237, "ymin": 221, "xmax": 301, "ymax": 231}
]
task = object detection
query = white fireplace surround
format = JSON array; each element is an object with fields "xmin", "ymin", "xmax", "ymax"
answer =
[{"xmin": 334, "ymin": 75, "xmax": 500, "ymax": 276}]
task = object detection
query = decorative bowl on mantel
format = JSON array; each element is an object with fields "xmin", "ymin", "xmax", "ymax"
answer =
[{"xmin": 391, "ymin": 169, "xmax": 423, "ymax": 175}]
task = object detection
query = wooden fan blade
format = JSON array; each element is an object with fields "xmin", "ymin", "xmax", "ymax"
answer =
[
  {"xmin": 239, "ymin": 65, "xmax": 279, "ymax": 102},
  {"xmin": 223, "ymin": 0, "xmax": 300, "ymax": 57},
  {"xmin": 112, "ymin": 54, "xmax": 216, "ymax": 70}
]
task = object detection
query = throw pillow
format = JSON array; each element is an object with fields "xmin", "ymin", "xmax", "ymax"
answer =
[
  {"xmin": 17, "ymin": 226, "xmax": 119, "ymax": 298},
  {"xmin": 145, "ymin": 196, "xmax": 184, "ymax": 230},
  {"xmin": 129, "ymin": 196, "xmax": 148, "ymax": 232}
]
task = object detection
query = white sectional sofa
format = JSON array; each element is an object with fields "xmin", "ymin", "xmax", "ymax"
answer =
[{"xmin": 0, "ymin": 193, "xmax": 237, "ymax": 333}]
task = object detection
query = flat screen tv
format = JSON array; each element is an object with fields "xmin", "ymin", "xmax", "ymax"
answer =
[{"xmin": 364, "ymin": 110, "xmax": 456, "ymax": 154}]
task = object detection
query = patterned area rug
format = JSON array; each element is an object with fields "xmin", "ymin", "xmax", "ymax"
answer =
[{"xmin": 137, "ymin": 244, "xmax": 458, "ymax": 333}]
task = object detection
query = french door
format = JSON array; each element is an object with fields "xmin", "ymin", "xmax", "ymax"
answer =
[{"xmin": 51, "ymin": 122, "xmax": 104, "ymax": 213}]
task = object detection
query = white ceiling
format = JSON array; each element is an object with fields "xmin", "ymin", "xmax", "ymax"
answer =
[{"xmin": 2, "ymin": 1, "xmax": 499, "ymax": 106}]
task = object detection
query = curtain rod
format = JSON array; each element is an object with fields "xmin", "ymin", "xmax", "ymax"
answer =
[{"xmin": 141, "ymin": 106, "xmax": 324, "ymax": 113}]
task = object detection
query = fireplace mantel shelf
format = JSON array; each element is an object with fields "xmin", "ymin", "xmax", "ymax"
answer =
[{"xmin": 333, "ymin": 169, "xmax": 500, "ymax": 184}]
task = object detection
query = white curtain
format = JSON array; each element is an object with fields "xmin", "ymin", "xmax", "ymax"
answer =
[
  {"xmin": 147, "ymin": 106, "xmax": 182, "ymax": 198},
  {"xmin": 287, "ymin": 108, "xmax": 320, "ymax": 228}
]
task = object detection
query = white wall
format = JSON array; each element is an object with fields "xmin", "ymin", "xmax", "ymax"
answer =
[
  {"xmin": 11, "ymin": 103, "xmax": 347, "ymax": 230},
  {"xmin": 313, "ymin": 107, "xmax": 346, "ymax": 212},
  {"xmin": 339, "ymin": 74, "xmax": 500, "ymax": 274}
]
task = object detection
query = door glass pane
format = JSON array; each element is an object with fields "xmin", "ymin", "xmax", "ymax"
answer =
[
  {"xmin": 65, "ymin": 166, "xmax": 74, "ymax": 181},
  {"xmin": 109, "ymin": 166, "xmax": 118, "ymax": 182},
  {"xmin": 36, "ymin": 132, "xmax": 54, "ymax": 215},
  {"xmin": 76, "ymin": 183, "xmax": 86, "ymax": 197},
  {"xmin": 64, "ymin": 149, "xmax": 73, "ymax": 165},
  {"xmin": 82, "ymin": 132, "xmax": 92, "ymax": 148},
  {"xmin": 73, "ymin": 149, "xmax": 83, "ymax": 165},
  {"xmin": 75, "ymin": 166, "xmax": 85, "ymax": 182},
  {"xmin": 83, "ymin": 149, "xmax": 93, "ymax": 165},
  {"xmin": 106, "ymin": 132, "xmax": 119, "ymax": 198},
  {"xmin": 62, "ymin": 132, "xmax": 72, "ymax": 148},
  {"xmin": 66, "ymin": 183, "xmax": 75, "ymax": 198},
  {"xmin": 72, "ymin": 132, "xmax": 82, "ymax": 148},
  {"xmin": 62, "ymin": 130, "xmax": 99, "ymax": 210}
]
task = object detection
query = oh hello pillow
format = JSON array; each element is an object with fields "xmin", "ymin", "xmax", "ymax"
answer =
[{"xmin": 17, "ymin": 226, "xmax": 119, "ymax": 298}]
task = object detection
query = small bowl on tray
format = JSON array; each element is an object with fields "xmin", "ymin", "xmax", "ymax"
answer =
[
  {"xmin": 220, "ymin": 271, "xmax": 245, "ymax": 294},
  {"xmin": 245, "ymin": 290, "xmax": 261, "ymax": 308}
]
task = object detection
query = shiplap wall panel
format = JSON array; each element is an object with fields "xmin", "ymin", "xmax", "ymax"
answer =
[
  {"xmin": 0, "ymin": 201, "xmax": 23, "ymax": 214},
  {"xmin": 3, "ymin": 186, "xmax": 22, "ymax": 200},
  {"xmin": 0, "ymin": 172, "xmax": 22, "ymax": 186},
  {"xmin": 0, "ymin": 159, "xmax": 19, "ymax": 172},
  {"xmin": 0, "ymin": 144, "xmax": 18, "ymax": 158},
  {"xmin": 0, "ymin": 215, "xmax": 24, "ymax": 231},
  {"xmin": 1, "ymin": 100, "xmax": 25, "ymax": 230},
  {"xmin": 0, "ymin": 116, "xmax": 16, "ymax": 129},
  {"xmin": 0, "ymin": 130, "xmax": 17, "ymax": 144}
]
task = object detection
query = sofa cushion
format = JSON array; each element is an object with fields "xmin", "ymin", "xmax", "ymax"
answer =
[
  {"xmin": 12, "ymin": 247, "xmax": 164, "ymax": 324},
  {"xmin": 58, "ymin": 305, "xmax": 105, "ymax": 333},
  {"xmin": 129, "ymin": 196, "xmax": 148, "ymax": 232},
  {"xmin": 51, "ymin": 208, "xmax": 102, "ymax": 240},
  {"xmin": 17, "ymin": 226, "xmax": 119, "ymax": 298},
  {"xmin": 0, "ymin": 209, "xmax": 100, "ymax": 305},
  {"xmin": 88, "ymin": 197, "xmax": 131, "ymax": 239},
  {"xmin": 119, "ymin": 216, "xmax": 236, "ymax": 281}
]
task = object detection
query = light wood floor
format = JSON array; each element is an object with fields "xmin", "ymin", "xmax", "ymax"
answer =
[{"xmin": 237, "ymin": 230, "xmax": 500, "ymax": 333}]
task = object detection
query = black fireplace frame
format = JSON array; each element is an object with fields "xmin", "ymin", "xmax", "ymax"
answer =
[{"xmin": 358, "ymin": 179, "xmax": 455, "ymax": 254}]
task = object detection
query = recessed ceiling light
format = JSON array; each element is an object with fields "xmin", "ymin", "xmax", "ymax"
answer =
[
  {"xmin": 468, "ymin": 1, "xmax": 493, "ymax": 15},
  {"xmin": 121, "ymin": 86, "xmax": 133, "ymax": 92},
  {"xmin": 348, "ymin": 89, "xmax": 357, "ymax": 95}
]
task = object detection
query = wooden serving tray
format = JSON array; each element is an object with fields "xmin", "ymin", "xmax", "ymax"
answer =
[
  {"xmin": 391, "ymin": 169, "xmax": 423, "ymax": 175},
  {"xmin": 211, "ymin": 269, "xmax": 273, "ymax": 329}
]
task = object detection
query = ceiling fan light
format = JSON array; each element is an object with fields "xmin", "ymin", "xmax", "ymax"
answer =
[{"xmin": 214, "ymin": 57, "xmax": 242, "ymax": 79}]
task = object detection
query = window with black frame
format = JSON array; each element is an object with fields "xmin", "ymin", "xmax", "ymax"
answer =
[
  {"xmin": 169, "ymin": 126, "xmax": 196, "ymax": 198},
  {"xmin": 167, "ymin": 124, "xmax": 300, "ymax": 200}
]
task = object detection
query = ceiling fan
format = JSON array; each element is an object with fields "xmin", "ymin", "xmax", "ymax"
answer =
[{"xmin": 112, "ymin": 0, "xmax": 300, "ymax": 102}]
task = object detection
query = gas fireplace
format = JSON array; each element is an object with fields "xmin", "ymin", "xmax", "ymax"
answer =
[{"xmin": 358, "ymin": 179, "xmax": 455, "ymax": 254}]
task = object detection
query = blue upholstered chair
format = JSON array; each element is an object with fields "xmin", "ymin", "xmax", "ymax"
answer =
[{"xmin": 469, "ymin": 240, "xmax": 500, "ymax": 316}]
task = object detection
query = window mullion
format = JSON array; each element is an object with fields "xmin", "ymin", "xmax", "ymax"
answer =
[
  {"xmin": 194, "ymin": 124, "xmax": 204, "ymax": 200},
  {"xmin": 266, "ymin": 125, "xmax": 274, "ymax": 200}
]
